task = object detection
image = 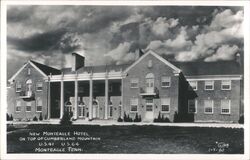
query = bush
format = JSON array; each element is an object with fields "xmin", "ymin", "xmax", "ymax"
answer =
[
  {"xmin": 117, "ymin": 117, "xmax": 123, "ymax": 122},
  {"xmin": 123, "ymin": 113, "xmax": 133, "ymax": 122},
  {"xmin": 60, "ymin": 111, "xmax": 72, "ymax": 125},
  {"xmin": 33, "ymin": 116, "xmax": 38, "ymax": 121},
  {"xmin": 10, "ymin": 114, "xmax": 13, "ymax": 121},
  {"xmin": 7, "ymin": 113, "xmax": 10, "ymax": 121},
  {"xmin": 239, "ymin": 115, "xmax": 244, "ymax": 124},
  {"xmin": 134, "ymin": 113, "xmax": 142, "ymax": 122},
  {"xmin": 154, "ymin": 112, "xmax": 170, "ymax": 123},
  {"xmin": 173, "ymin": 112, "xmax": 179, "ymax": 122},
  {"xmin": 39, "ymin": 113, "xmax": 43, "ymax": 121}
]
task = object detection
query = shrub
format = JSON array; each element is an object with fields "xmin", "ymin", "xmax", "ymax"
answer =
[
  {"xmin": 138, "ymin": 115, "xmax": 142, "ymax": 122},
  {"xmin": 173, "ymin": 112, "xmax": 179, "ymax": 122},
  {"xmin": 60, "ymin": 111, "xmax": 72, "ymax": 125},
  {"xmin": 39, "ymin": 113, "xmax": 43, "ymax": 121},
  {"xmin": 154, "ymin": 112, "xmax": 170, "ymax": 123},
  {"xmin": 123, "ymin": 112, "xmax": 127, "ymax": 121},
  {"xmin": 7, "ymin": 114, "xmax": 10, "ymax": 121},
  {"xmin": 10, "ymin": 114, "xmax": 13, "ymax": 121},
  {"xmin": 134, "ymin": 113, "xmax": 141, "ymax": 122},
  {"xmin": 163, "ymin": 116, "xmax": 170, "ymax": 122},
  {"xmin": 33, "ymin": 116, "xmax": 38, "ymax": 121},
  {"xmin": 123, "ymin": 113, "xmax": 133, "ymax": 122},
  {"xmin": 117, "ymin": 117, "xmax": 123, "ymax": 122},
  {"xmin": 239, "ymin": 115, "xmax": 244, "ymax": 124}
]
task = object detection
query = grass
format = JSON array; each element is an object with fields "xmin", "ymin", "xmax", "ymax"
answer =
[{"xmin": 7, "ymin": 124, "xmax": 244, "ymax": 154}]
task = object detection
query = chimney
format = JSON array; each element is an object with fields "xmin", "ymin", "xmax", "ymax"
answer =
[
  {"xmin": 135, "ymin": 49, "xmax": 145, "ymax": 60},
  {"xmin": 72, "ymin": 52, "xmax": 85, "ymax": 72}
]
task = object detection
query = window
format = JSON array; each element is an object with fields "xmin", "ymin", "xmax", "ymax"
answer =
[
  {"xmin": 161, "ymin": 76, "xmax": 171, "ymax": 87},
  {"xmin": 205, "ymin": 81, "xmax": 214, "ymax": 90},
  {"xmin": 204, "ymin": 100, "xmax": 213, "ymax": 114},
  {"xmin": 221, "ymin": 80, "xmax": 231, "ymax": 90},
  {"xmin": 36, "ymin": 98, "xmax": 42, "ymax": 112},
  {"xmin": 189, "ymin": 81, "xmax": 197, "ymax": 90},
  {"xmin": 161, "ymin": 98, "xmax": 170, "ymax": 112},
  {"xmin": 36, "ymin": 82, "xmax": 43, "ymax": 91},
  {"xmin": 26, "ymin": 79, "xmax": 33, "ymax": 95},
  {"xmin": 26, "ymin": 102, "xmax": 32, "ymax": 112},
  {"xmin": 221, "ymin": 100, "xmax": 230, "ymax": 114},
  {"xmin": 148, "ymin": 60, "xmax": 152, "ymax": 68},
  {"xmin": 146, "ymin": 73, "xmax": 154, "ymax": 93},
  {"xmin": 188, "ymin": 99, "xmax": 197, "ymax": 113},
  {"xmin": 16, "ymin": 101, "xmax": 21, "ymax": 112},
  {"xmin": 130, "ymin": 98, "xmax": 138, "ymax": 112},
  {"xmin": 16, "ymin": 82, "xmax": 22, "ymax": 92},
  {"xmin": 146, "ymin": 99, "xmax": 153, "ymax": 111},
  {"xmin": 130, "ymin": 78, "xmax": 139, "ymax": 88},
  {"xmin": 28, "ymin": 68, "xmax": 31, "ymax": 75}
]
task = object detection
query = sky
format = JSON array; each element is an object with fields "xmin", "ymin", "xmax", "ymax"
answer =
[{"xmin": 7, "ymin": 5, "xmax": 244, "ymax": 79}]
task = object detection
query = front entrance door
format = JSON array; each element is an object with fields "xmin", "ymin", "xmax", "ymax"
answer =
[{"xmin": 144, "ymin": 99, "xmax": 154, "ymax": 121}]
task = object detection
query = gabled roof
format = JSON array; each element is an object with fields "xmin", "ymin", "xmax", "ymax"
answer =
[
  {"xmin": 171, "ymin": 61, "xmax": 242, "ymax": 76},
  {"xmin": 124, "ymin": 50, "xmax": 181, "ymax": 73},
  {"xmin": 8, "ymin": 60, "xmax": 61, "ymax": 82},
  {"xmin": 30, "ymin": 60, "xmax": 61, "ymax": 75}
]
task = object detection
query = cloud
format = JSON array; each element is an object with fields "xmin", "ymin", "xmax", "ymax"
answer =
[
  {"xmin": 210, "ymin": 9, "xmax": 243, "ymax": 30},
  {"xmin": 204, "ymin": 45, "xmax": 239, "ymax": 62},
  {"xmin": 175, "ymin": 9, "xmax": 243, "ymax": 61},
  {"xmin": 8, "ymin": 28, "xmax": 68, "ymax": 52},
  {"xmin": 151, "ymin": 17, "xmax": 179, "ymax": 36},
  {"xmin": 6, "ymin": 6, "xmax": 244, "ymax": 79},
  {"xmin": 146, "ymin": 27, "xmax": 193, "ymax": 55},
  {"xmin": 104, "ymin": 42, "xmax": 136, "ymax": 64}
]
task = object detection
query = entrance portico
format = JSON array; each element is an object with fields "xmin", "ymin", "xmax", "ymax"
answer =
[{"xmin": 48, "ymin": 70, "xmax": 123, "ymax": 120}]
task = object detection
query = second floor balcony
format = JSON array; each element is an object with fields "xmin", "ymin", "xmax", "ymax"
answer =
[
  {"xmin": 140, "ymin": 87, "xmax": 159, "ymax": 96},
  {"xmin": 18, "ymin": 90, "xmax": 35, "ymax": 99}
]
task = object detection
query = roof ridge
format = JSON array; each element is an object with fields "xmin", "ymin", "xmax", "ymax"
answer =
[{"xmin": 30, "ymin": 60, "xmax": 61, "ymax": 75}]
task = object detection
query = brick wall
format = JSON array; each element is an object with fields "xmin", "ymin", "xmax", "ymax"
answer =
[
  {"xmin": 123, "ymin": 53, "xmax": 179, "ymax": 122},
  {"xmin": 191, "ymin": 80, "xmax": 241, "ymax": 123},
  {"xmin": 8, "ymin": 63, "xmax": 48, "ymax": 121}
]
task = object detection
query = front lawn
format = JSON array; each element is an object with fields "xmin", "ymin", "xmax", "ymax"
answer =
[{"xmin": 7, "ymin": 124, "xmax": 243, "ymax": 154}]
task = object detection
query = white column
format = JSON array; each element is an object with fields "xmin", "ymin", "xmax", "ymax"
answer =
[
  {"xmin": 121, "ymin": 78, "xmax": 124, "ymax": 118},
  {"xmin": 47, "ymin": 78, "xmax": 51, "ymax": 119},
  {"xmin": 104, "ymin": 78, "xmax": 109, "ymax": 119},
  {"xmin": 74, "ymin": 80, "xmax": 78, "ymax": 119},
  {"xmin": 60, "ymin": 80, "xmax": 64, "ymax": 119},
  {"xmin": 89, "ymin": 78, "xmax": 93, "ymax": 120}
]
